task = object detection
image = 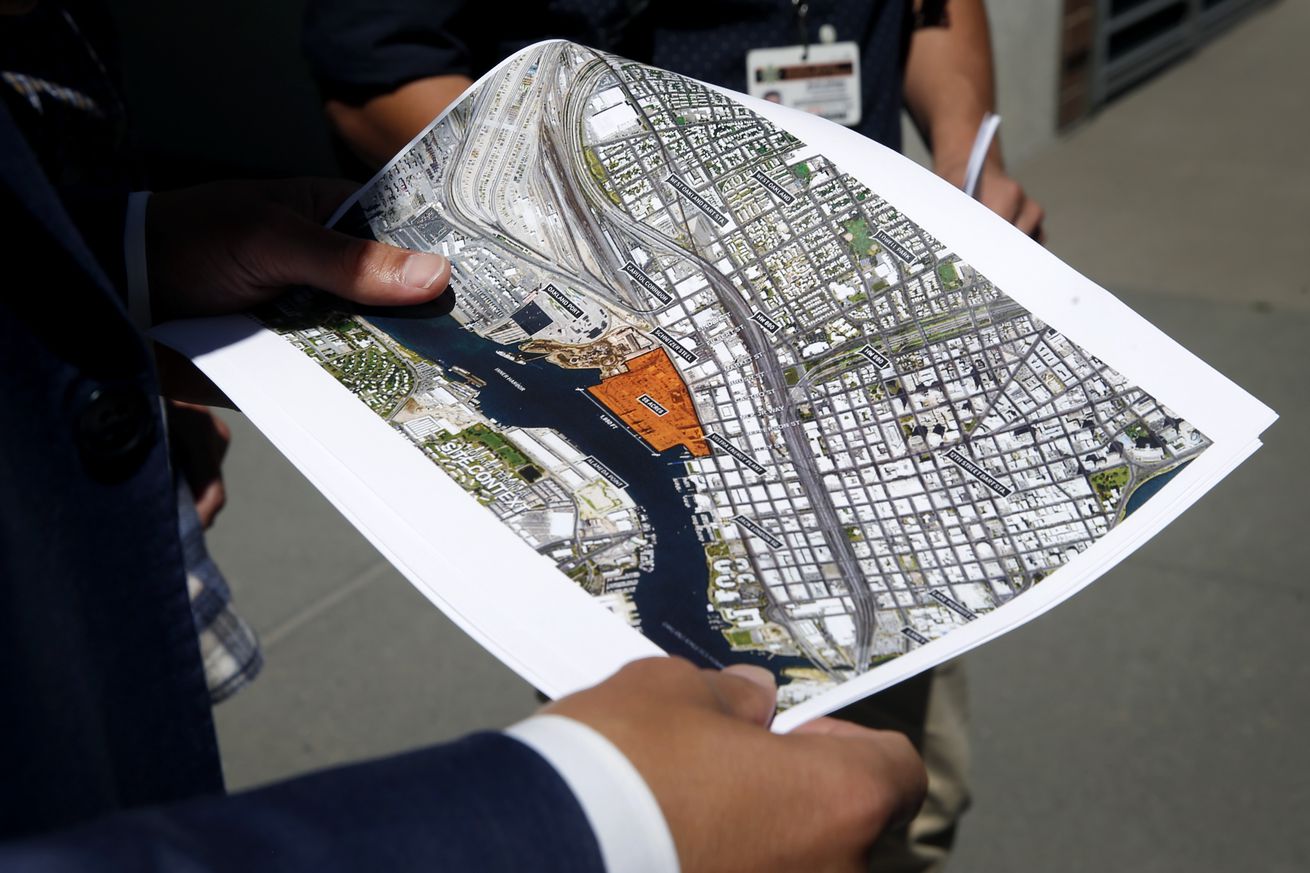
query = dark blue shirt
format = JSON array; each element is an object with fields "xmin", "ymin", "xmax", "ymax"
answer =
[{"xmin": 304, "ymin": 0, "xmax": 911, "ymax": 150}]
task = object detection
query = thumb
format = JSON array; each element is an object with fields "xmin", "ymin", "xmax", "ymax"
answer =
[
  {"xmin": 262, "ymin": 211, "xmax": 451, "ymax": 306},
  {"xmin": 704, "ymin": 664, "xmax": 777, "ymax": 727}
]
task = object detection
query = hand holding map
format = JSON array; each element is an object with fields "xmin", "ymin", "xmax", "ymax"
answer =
[
  {"xmin": 544, "ymin": 657, "xmax": 926, "ymax": 873},
  {"xmin": 155, "ymin": 41, "xmax": 1274, "ymax": 729},
  {"xmin": 144, "ymin": 178, "xmax": 450, "ymax": 323}
]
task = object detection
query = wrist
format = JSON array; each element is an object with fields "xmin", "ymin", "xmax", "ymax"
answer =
[
  {"xmin": 932, "ymin": 116, "xmax": 1005, "ymax": 189},
  {"xmin": 506, "ymin": 714, "xmax": 680, "ymax": 873},
  {"xmin": 910, "ymin": 83, "xmax": 998, "ymax": 180}
]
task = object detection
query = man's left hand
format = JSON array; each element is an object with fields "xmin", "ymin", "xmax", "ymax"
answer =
[
  {"xmin": 168, "ymin": 401, "xmax": 230, "ymax": 528},
  {"xmin": 145, "ymin": 177, "xmax": 451, "ymax": 325},
  {"xmin": 937, "ymin": 159, "xmax": 1045, "ymax": 242}
]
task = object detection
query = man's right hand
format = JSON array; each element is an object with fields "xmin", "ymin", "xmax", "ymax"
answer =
[{"xmin": 547, "ymin": 658, "xmax": 927, "ymax": 873}]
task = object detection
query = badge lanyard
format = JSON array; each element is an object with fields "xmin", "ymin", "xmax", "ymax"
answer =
[
  {"xmin": 747, "ymin": 3, "xmax": 864, "ymax": 126},
  {"xmin": 791, "ymin": 0, "xmax": 811, "ymax": 60}
]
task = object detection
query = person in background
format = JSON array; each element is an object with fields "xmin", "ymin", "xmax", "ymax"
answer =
[
  {"xmin": 0, "ymin": 1, "xmax": 926, "ymax": 869},
  {"xmin": 304, "ymin": 1, "xmax": 1036, "ymax": 869},
  {"xmin": 306, "ymin": 0, "xmax": 1043, "ymax": 238}
]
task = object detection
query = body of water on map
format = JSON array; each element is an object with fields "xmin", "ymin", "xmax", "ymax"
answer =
[
  {"xmin": 371, "ymin": 314, "xmax": 810, "ymax": 675},
  {"xmin": 1124, "ymin": 461, "xmax": 1192, "ymax": 518}
]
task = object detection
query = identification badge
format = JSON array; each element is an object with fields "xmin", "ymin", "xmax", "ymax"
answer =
[{"xmin": 746, "ymin": 41, "xmax": 862, "ymax": 127}]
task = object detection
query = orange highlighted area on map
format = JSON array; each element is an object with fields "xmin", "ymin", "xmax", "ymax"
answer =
[{"xmin": 587, "ymin": 349, "xmax": 710, "ymax": 457}]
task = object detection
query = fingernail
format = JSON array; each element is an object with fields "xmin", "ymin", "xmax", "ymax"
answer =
[
  {"xmin": 401, "ymin": 253, "xmax": 449, "ymax": 290},
  {"xmin": 722, "ymin": 664, "xmax": 777, "ymax": 692}
]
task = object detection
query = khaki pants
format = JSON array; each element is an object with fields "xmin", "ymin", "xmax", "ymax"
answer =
[{"xmin": 835, "ymin": 659, "xmax": 972, "ymax": 873}]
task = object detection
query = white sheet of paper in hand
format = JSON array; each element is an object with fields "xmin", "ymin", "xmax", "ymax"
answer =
[{"xmin": 154, "ymin": 41, "xmax": 1276, "ymax": 731}]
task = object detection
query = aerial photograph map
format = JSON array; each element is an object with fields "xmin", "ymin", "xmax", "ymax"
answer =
[{"xmin": 260, "ymin": 41, "xmax": 1211, "ymax": 709}]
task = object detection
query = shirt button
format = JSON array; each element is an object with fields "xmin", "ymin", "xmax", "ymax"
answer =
[{"xmin": 75, "ymin": 383, "xmax": 156, "ymax": 481}]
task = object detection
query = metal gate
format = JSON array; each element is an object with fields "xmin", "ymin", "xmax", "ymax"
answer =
[{"xmin": 1091, "ymin": 0, "xmax": 1274, "ymax": 105}]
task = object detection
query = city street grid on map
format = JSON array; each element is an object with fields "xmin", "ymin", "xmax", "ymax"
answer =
[{"xmin": 156, "ymin": 41, "xmax": 1274, "ymax": 729}]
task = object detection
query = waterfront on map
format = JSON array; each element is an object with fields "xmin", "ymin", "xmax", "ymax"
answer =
[
  {"xmin": 1124, "ymin": 462, "xmax": 1192, "ymax": 518},
  {"xmin": 371, "ymin": 314, "xmax": 811, "ymax": 676}
]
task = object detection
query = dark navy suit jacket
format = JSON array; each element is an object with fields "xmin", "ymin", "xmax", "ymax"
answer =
[{"xmin": 0, "ymin": 101, "xmax": 604, "ymax": 871}]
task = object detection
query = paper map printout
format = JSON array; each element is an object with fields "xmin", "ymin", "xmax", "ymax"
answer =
[{"xmin": 243, "ymin": 41, "xmax": 1232, "ymax": 712}]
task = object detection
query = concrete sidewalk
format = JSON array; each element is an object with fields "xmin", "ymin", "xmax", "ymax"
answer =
[
  {"xmin": 208, "ymin": 3, "xmax": 1308, "ymax": 869},
  {"xmin": 948, "ymin": 4, "xmax": 1309, "ymax": 869}
]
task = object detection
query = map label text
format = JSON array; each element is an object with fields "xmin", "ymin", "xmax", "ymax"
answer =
[
  {"xmin": 543, "ymin": 283, "xmax": 584, "ymax": 319},
  {"xmin": 928, "ymin": 589, "xmax": 977, "ymax": 621},
  {"xmin": 751, "ymin": 170, "xmax": 795, "ymax": 205},
  {"xmin": 667, "ymin": 174, "xmax": 728, "ymax": 227},
  {"xmin": 734, "ymin": 515, "xmax": 784, "ymax": 549},
  {"xmin": 946, "ymin": 449, "xmax": 1012, "ymax": 497},
  {"xmin": 651, "ymin": 327, "xmax": 699, "ymax": 364},
  {"xmin": 622, "ymin": 261, "xmax": 673, "ymax": 304},
  {"xmin": 706, "ymin": 433, "xmax": 767, "ymax": 475}
]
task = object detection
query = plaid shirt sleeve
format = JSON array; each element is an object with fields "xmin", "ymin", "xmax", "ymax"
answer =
[{"xmin": 176, "ymin": 477, "xmax": 263, "ymax": 704}]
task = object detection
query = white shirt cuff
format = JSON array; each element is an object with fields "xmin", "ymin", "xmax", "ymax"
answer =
[
  {"xmin": 124, "ymin": 190, "xmax": 152, "ymax": 331},
  {"xmin": 505, "ymin": 714, "xmax": 680, "ymax": 873}
]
